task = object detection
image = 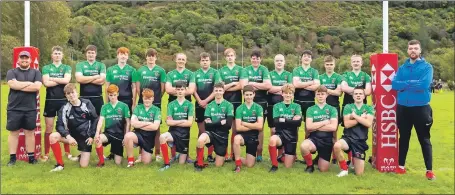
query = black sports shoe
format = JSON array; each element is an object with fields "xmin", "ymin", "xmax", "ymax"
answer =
[
  {"xmin": 105, "ymin": 153, "xmax": 114, "ymax": 161},
  {"xmin": 332, "ymin": 159, "xmax": 338, "ymax": 164},
  {"xmin": 305, "ymin": 165, "xmax": 315, "ymax": 173},
  {"xmin": 195, "ymin": 165, "xmax": 203, "ymax": 172},
  {"xmin": 207, "ymin": 155, "xmax": 215, "ymax": 163},
  {"xmin": 7, "ymin": 159, "xmax": 16, "ymax": 166},
  {"xmin": 269, "ymin": 166, "xmax": 278, "ymax": 173},
  {"xmin": 29, "ymin": 159, "xmax": 38, "ymax": 164},
  {"xmin": 277, "ymin": 154, "xmax": 284, "ymax": 163}
]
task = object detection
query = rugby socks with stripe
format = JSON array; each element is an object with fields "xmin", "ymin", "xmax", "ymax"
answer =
[
  {"xmin": 96, "ymin": 146, "xmax": 104, "ymax": 164},
  {"xmin": 235, "ymin": 159, "xmax": 242, "ymax": 167},
  {"xmin": 339, "ymin": 160, "xmax": 348, "ymax": 171},
  {"xmin": 50, "ymin": 142, "xmax": 64, "ymax": 166},
  {"xmin": 160, "ymin": 143, "xmax": 170, "ymax": 165},
  {"xmin": 127, "ymin": 157, "xmax": 134, "ymax": 165},
  {"xmin": 207, "ymin": 145, "xmax": 214, "ymax": 156},
  {"xmin": 64, "ymin": 143, "xmax": 71, "ymax": 155},
  {"xmin": 196, "ymin": 147, "xmax": 204, "ymax": 166},
  {"xmin": 303, "ymin": 153, "xmax": 313, "ymax": 166},
  {"xmin": 269, "ymin": 145, "xmax": 278, "ymax": 166}
]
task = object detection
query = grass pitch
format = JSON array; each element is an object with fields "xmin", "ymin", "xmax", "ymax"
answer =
[{"xmin": 1, "ymin": 85, "xmax": 453, "ymax": 194}]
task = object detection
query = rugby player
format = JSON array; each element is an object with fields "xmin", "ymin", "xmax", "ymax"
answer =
[
  {"xmin": 232, "ymin": 85, "xmax": 264, "ymax": 172},
  {"xmin": 268, "ymin": 84, "xmax": 302, "ymax": 172},
  {"xmin": 333, "ymin": 86, "xmax": 374, "ymax": 177},
  {"xmin": 124, "ymin": 88, "xmax": 161, "ymax": 167},
  {"xmin": 243, "ymin": 50, "xmax": 271, "ymax": 162},
  {"xmin": 159, "ymin": 81, "xmax": 194, "ymax": 171},
  {"xmin": 95, "ymin": 84, "xmax": 131, "ymax": 165},
  {"xmin": 195, "ymin": 83, "xmax": 234, "ymax": 171},
  {"xmin": 49, "ymin": 84, "xmax": 100, "ymax": 171},
  {"xmin": 41, "ymin": 46, "xmax": 74, "ymax": 162},
  {"xmin": 300, "ymin": 86, "xmax": 338, "ymax": 173}
]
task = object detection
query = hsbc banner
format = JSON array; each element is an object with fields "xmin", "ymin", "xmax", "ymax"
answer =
[
  {"xmin": 370, "ymin": 53, "xmax": 399, "ymax": 172},
  {"xmin": 12, "ymin": 47, "xmax": 41, "ymax": 161}
]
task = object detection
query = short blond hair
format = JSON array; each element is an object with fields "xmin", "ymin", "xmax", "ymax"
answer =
[
  {"xmin": 282, "ymin": 84, "xmax": 295, "ymax": 94},
  {"xmin": 63, "ymin": 83, "xmax": 77, "ymax": 94}
]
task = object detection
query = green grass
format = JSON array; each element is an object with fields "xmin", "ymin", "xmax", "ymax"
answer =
[{"xmin": 1, "ymin": 85, "xmax": 454, "ymax": 194}]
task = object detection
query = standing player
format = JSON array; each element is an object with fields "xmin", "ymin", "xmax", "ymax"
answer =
[
  {"xmin": 165, "ymin": 53, "xmax": 196, "ymax": 102},
  {"xmin": 392, "ymin": 40, "xmax": 435, "ymax": 180},
  {"xmin": 333, "ymin": 86, "xmax": 374, "ymax": 177},
  {"xmin": 41, "ymin": 46, "xmax": 74, "ymax": 162},
  {"xmin": 340, "ymin": 54, "xmax": 372, "ymax": 165},
  {"xmin": 6, "ymin": 51, "xmax": 42, "ymax": 166},
  {"xmin": 268, "ymin": 84, "xmax": 302, "ymax": 172},
  {"xmin": 243, "ymin": 50, "xmax": 271, "ymax": 162},
  {"xmin": 300, "ymin": 86, "xmax": 338, "ymax": 173},
  {"xmin": 318, "ymin": 55, "xmax": 343, "ymax": 164},
  {"xmin": 267, "ymin": 54, "xmax": 292, "ymax": 162},
  {"xmin": 219, "ymin": 48, "xmax": 247, "ymax": 161},
  {"xmin": 134, "ymin": 48, "xmax": 166, "ymax": 162},
  {"xmin": 195, "ymin": 83, "xmax": 234, "ymax": 171},
  {"xmin": 105, "ymin": 47, "xmax": 137, "ymax": 160},
  {"xmin": 292, "ymin": 50, "xmax": 320, "ymax": 140},
  {"xmin": 193, "ymin": 52, "xmax": 221, "ymax": 162},
  {"xmin": 124, "ymin": 88, "xmax": 161, "ymax": 167},
  {"xmin": 106, "ymin": 47, "xmax": 137, "ymax": 112},
  {"xmin": 232, "ymin": 85, "xmax": 264, "ymax": 172},
  {"xmin": 159, "ymin": 81, "xmax": 194, "ymax": 171},
  {"xmin": 75, "ymin": 45, "xmax": 106, "ymax": 116},
  {"xmin": 95, "ymin": 84, "xmax": 131, "ymax": 165},
  {"xmin": 48, "ymin": 83, "xmax": 100, "ymax": 172}
]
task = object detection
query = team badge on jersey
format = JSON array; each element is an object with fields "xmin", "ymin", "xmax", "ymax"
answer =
[
  {"xmin": 332, "ymin": 78, "xmax": 336, "ymax": 83},
  {"xmin": 291, "ymin": 109, "xmax": 295, "ymax": 115},
  {"xmin": 117, "ymin": 109, "xmax": 122, "ymax": 114},
  {"xmin": 252, "ymin": 110, "xmax": 256, "ymax": 116},
  {"xmin": 259, "ymin": 70, "xmax": 262, "ymax": 76},
  {"xmin": 60, "ymin": 68, "xmax": 64, "ymax": 73},
  {"xmin": 361, "ymin": 76, "xmax": 364, "ymax": 81},
  {"xmin": 326, "ymin": 109, "xmax": 330, "ymax": 114},
  {"xmin": 155, "ymin": 72, "xmax": 159, "ymax": 77},
  {"xmin": 184, "ymin": 74, "xmax": 188, "ymax": 79},
  {"xmin": 209, "ymin": 73, "xmax": 213, "ymax": 79},
  {"xmin": 184, "ymin": 106, "xmax": 188, "ymax": 112},
  {"xmin": 221, "ymin": 107, "xmax": 225, "ymax": 112},
  {"xmin": 150, "ymin": 113, "xmax": 154, "ymax": 119},
  {"xmin": 235, "ymin": 71, "xmax": 239, "ymax": 76}
]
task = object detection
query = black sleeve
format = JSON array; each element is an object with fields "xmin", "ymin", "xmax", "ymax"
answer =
[
  {"xmin": 285, "ymin": 118, "xmax": 302, "ymax": 128},
  {"xmin": 56, "ymin": 106, "xmax": 70, "ymax": 138},
  {"xmin": 225, "ymin": 116, "xmax": 233, "ymax": 129},
  {"xmin": 34, "ymin": 69, "xmax": 42, "ymax": 82},
  {"xmin": 87, "ymin": 101, "xmax": 98, "ymax": 138},
  {"xmin": 6, "ymin": 70, "xmax": 15, "ymax": 81}
]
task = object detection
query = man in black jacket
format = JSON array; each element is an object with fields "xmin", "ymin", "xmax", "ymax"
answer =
[{"xmin": 48, "ymin": 83, "xmax": 99, "ymax": 172}]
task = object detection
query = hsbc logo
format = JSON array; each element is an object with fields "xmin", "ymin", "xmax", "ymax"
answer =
[{"xmin": 372, "ymin": 63, "xmax": 396, "ymax": 92}]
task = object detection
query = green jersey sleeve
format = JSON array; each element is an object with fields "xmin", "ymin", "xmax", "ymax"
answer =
[
  {"xmin": 100, "ymin": 63, "xmax": 106, "ymax": 74},
  {"xmin": 312, "ymin": 69, "xmax": 319, "ymax": 79},
  {"xmin": 295, "ymin": 104, "xmax": 302, "ymax": 116},
  {"xmin": 132, "ymin": 106, "xmax": 140, "ymax": 117},
  {"xmin": 42, "ymin": 65, "xmax": 49, "ymax": 75},
  {"xmin": 343, "ymin": 104, "xmax": 353, "ymax": 116},
  {"xmin": 124, "ymin": 104, "xmax": 131, "ymax": 118},
  {"xmin": 154, "ymin": 107, "xmax": 162, "ymax": 122},
  {"xmin": 160, "ymin": 68, "xmax": 166, "ymax": 83},
  {"xmin": 167, "ymin": 102, "xmax": 173, "ymax": 119},
  {"xmin": 65, "ymin": 65, "xmax": 72, "ymax": 74},
  {"xmin": 235, "ymin": 106, "xmax": 242, "ymax": 119},
  {"xmin": 189, "ymin": 71, "xmax": 195, "ymax": 83},
  {"xmin": 262, "ymin": 67, "xmax": 270, "ymax": 80},
  {"xmin": 188, "ymin": 103, "xmax": 194, "ymax": 117},
  {"xmin": 330, "ymin": 106, "xmax": 338, "ymax": 119},
  {"xmin": 100, "ymin": 104, "xmax": 107, "ymax": 117},
  {"xmin": 306, "ymin": 106, "xmax": 314, "ymax": 119},
  {"xmin": 75, "ymin": 63, "xmax": 83, "ymax": 73},
  {"xmin": 287, "ymin": 72, "xmax": 293, "ymax": 83},
  {"xmin": 214, "ymin": 71, "xmax": 222, "ymax": 84},
  {"xmin": 106, "ymin": 67, "xmax": 113, "ymax": 82},
  {"xmin": 365, "ymin": 73, "xmax": 372, "ymax": 83},
  {"xmin": 227, "ymin": 103, "xmax": 234, "ymax": 116},
  {"xmin": 367, "ymin": 105, "xmax": 375, "ymax": 115},
  {"xmin": 273, "ymin": 104, "xmax": 280, "ymax": 118},
  {"xmin": 256, "ymin": 104, "xmax": 264, "ymax": 117},
  {"xmin": 239, "ymin": 68, "xmax": 248, "ymax": 79},
  {"xmin": 131, "ymin": 68, "xmax": 138, "ymax": 83}
]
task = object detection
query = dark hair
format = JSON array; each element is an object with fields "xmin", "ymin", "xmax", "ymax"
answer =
[
  {"xmin": 250, "ymin": 50, "xmax": 261, "ymax": 58},
  {"xmin": 146, "ymin": 48, "xmax": 157, "ymax": 57},
  {"xmin": 353, "ymin": 86, "xmax": 365, "ymax": 94},
  {"xmin": 408, "ymin": 39, "xmax": 421, "ymax": 46},
  {"xmin": 243, "ymin": 85, "xmax": 255, "ymax": 93},
  {"xmin": 316, "ymin": 85, "xmax": 328, "ymax": 93},
  {"xmin": 200, "ymin": 52, "xmax": 211, "ymax": 60},
  {"xmin": 324, "ymin": 55, "xmax": 335, "ymax": 63},
  {"xmin": 175, "ymin": 81, "xmax": 186, "ymax": 89},
  {"xmin": 301, "ymin": 50, "xmax": 313, "ymax": 57},
  {"xmin": 85, "ymin": 45, "xmax": 97, "ymax": 53}
]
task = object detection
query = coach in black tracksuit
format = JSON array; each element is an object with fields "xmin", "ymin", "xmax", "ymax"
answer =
[{"xmin": 391, "ymin": 39, "xmax": 435, "ymax": 180}]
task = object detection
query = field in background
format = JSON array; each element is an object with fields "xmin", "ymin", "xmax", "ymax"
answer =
[{"xmin": 1, "ymin": 85, "xmax": 453, "ymax": 194}]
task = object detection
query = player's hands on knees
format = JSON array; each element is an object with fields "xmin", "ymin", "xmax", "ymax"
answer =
[
  {"xmin": 205, "ymin": 118, "xmax": 212, "ymax": 123},
  {"xmin": 86, "ymin": 138, "xmax": 93, "ymax": 145},
  {"xmin": 68, "ymin": 137, "xmax": 77, "ymax": 146},
  {"xmin": 221, "ymin": 119, "xmax": 226, "ymax": 125},
  {"xmin": 292, "ymin": 115, "xmax": 301, "ymax": 120},
  {"xmin": 279, "ymin": 118, "xmax": 285, "ymax": 123}
]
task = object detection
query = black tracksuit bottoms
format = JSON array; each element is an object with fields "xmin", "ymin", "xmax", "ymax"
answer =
[{"xmin": 396, "ymin": 104, "xmax": 433, "ymax": 170}]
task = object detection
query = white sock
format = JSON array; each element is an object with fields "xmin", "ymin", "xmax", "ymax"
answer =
[{"xmin": 399, "ymin": 166, "xmax": 405, "ymax": 169}]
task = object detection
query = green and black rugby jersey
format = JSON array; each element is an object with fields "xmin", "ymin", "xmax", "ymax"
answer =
[
  {"xmin": 75, "ymin": 61, "xmax": 106, "ymax": 97},
  {"xmin": 106, "ymin": 64, "xmax": 137, "ymax": 98},
  {"xmin": 42, "ymin": 63, "xmax": 72, "ymax": 100}
]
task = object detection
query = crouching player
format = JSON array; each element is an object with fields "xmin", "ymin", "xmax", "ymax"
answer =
[
  {"xmin": 95, "ymin": 84, "xmax": 131, "ymax": 166},
  {"xmin": 159, "ymin": 81, "xmax": 194, "ymax": 171},
  {"xmin": 334, "ymin": 86, "xmax": 374, "ymax": 177},
  {"xmin": 195, "ymin": 83, "xmax": 234, "ymax": 171},
  {"xmin": 49, "ymin": 83, "xmax": 100, "ymax": 172},
  {"xmin": 124, "ymin": 88, "xmax": 161, "ymax": 167},
  {"xmin": 300, "ymin": 86, "xmax": 338, "ymax": 173},
  {"xmin": 268, "ymin": 84, "xmax": 302, "ymax": 172},
  {"xmin": 232, "ymin": 85, "xmax": 264, "ymax": 173}
]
